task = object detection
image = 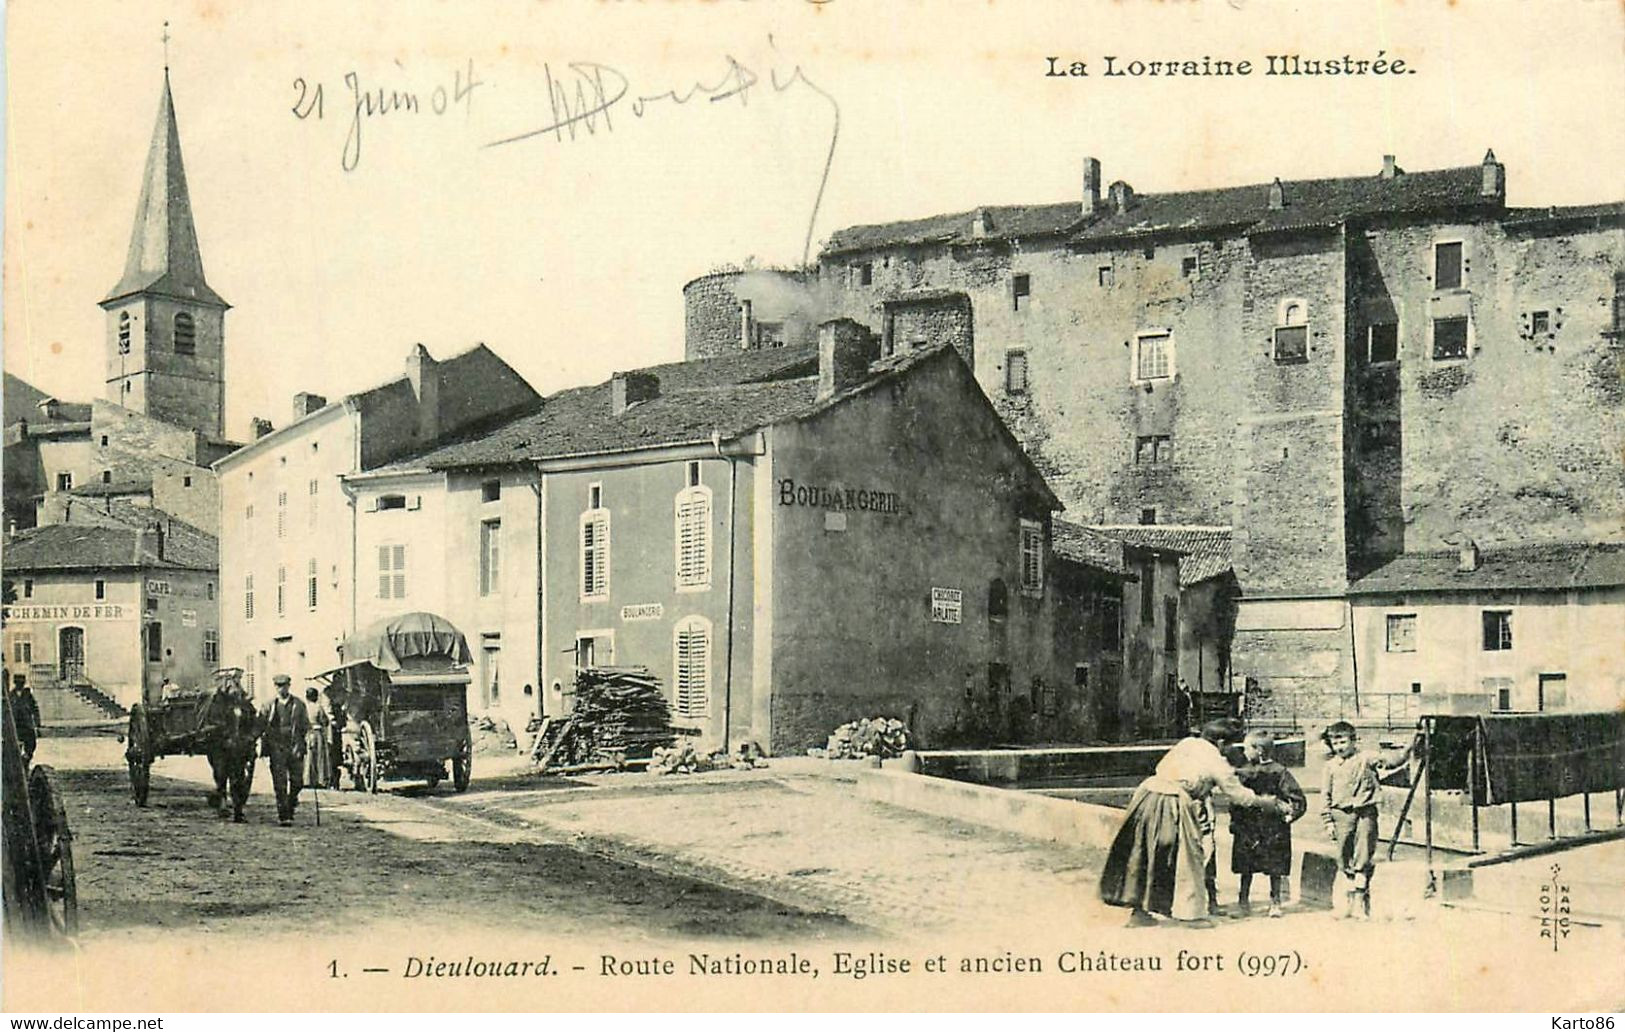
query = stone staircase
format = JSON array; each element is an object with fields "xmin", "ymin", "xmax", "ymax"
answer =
[{"xmin": 35, "ymin": 682, "xmax": 127, "ymax": 724}]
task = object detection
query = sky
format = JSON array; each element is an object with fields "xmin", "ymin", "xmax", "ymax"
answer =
[{"xmin": 5, "ymin": 0, "xmax": 1622, "ymax": 441}]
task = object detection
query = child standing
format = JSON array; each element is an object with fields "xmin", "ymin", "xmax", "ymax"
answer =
[
  {"xmin": 1231, "ymin": 730, "xmax": 1306, "ymax": 917},
  {"xmin": 1320, "ymin": 720, "xmax": 1415, "ymax": 919}
]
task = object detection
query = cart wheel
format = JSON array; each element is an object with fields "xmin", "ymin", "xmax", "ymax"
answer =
[
  {"xmin": 359, "ymin": 721, "xmax": 379, "ymax": 794},
  {"xmin": 452, "ymin": 733, "xmax": 472, "ymax": 793},
  {"xmin": 29, "ymin": 766, "xmax": 79, "ymax": 938},
  {"xmin": 125, "ymin": 707, "xmax": 151, "ymax": 808}
]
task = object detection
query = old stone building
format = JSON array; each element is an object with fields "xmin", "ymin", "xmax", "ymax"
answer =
[{"xmin": 693, "ymin": 151, "xmax": 1623, "ymax": 721}]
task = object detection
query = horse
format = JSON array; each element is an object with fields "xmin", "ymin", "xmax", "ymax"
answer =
[{"xmin": 196, "ymin": 678, "xmax": 261, "ymax": 823}]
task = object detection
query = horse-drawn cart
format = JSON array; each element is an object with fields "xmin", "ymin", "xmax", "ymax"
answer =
[
  {"xmin": 316, "ymin": 612, "xmax": 474, "ymax": 794},
  {"xmin": 2, "ymin": 688, "xmax": 77, "ymax": 940},
  {"xmin": 124, "ymin": 668, "xmax": 259, "ymax": 818}
]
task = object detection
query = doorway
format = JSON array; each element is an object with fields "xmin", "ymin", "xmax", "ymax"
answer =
[{"xmin": 58, "ymin": 626, "xmax": 85, "ymax": 682}]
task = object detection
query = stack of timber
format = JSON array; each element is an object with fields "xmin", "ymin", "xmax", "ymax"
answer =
[{"xmin": 532, "ymin": 667, "xmax": 679, "ymax": 773}]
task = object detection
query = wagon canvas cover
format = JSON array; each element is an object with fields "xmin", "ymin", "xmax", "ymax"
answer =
[{"xmin": 338, "ymin": 612, "xmax": 473, "ymax": 672}]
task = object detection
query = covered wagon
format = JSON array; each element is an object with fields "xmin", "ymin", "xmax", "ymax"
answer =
[{"xmin": 315, "ymin": 612, "xmax": 474, "ymax": 793}]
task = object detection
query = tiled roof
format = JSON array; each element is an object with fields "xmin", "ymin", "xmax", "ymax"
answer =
[
  {"xmin": 3, "ymin": 505, "xmax": 217, "ymax": 572},
  {"xmin": 380, "ymin": 342, "xmax": 1060, "ymax": 508},
  {"xmin": 823, "ymin": 163, "xmax": 1504, "ymax": 255},
  {"xmin": 395, "ymin": 345, "xmax": 823, "ymax": 469},
  {"xmin": 1051, "ymin": 520, "xmax": 1127, "ymax": 575},
  {"xmin": 1500, "ymin": 202, "xmax": 1625, "ymax": 229},
  {"xmin": 3, "ymin": 374, "xmax": 92, "ymax": 428},
  {"xmin": 1090, "ymin": 525, "xmax": 1234, "ymax": 586},
  {"xmin": 826, "ymin": 201, "xmax": 1083, "ymax": 256},
  {"xmin": 1348, "ymin": 541, "xmax": 1625, "ymax": 595}
]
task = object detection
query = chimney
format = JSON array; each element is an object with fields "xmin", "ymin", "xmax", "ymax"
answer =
[
  {"xmin": 740, "ymin": 299, "xmax": 755, "ymax": 350},
  {"xmin": 1082, "ymin": 157, "xmax": 1102, "ymax": 217},
  {"xmin": 405, "ymin": 343, "xmax": 441, "ymax": 443},
  {"xmin": 37, "ymin": 398, "xmax": 59, "ymax": 421},
  {"xmin": 1457, "ymin": 538, "xmax": 1481, "ymax": 573},
  {"xmin": 1108, "ymin": 180, "xmax": 1135, "ymax": 215},
  {"xmin": 250, "ymin": 417, "xmax": 275, "ymax": 439},
  {"xmin": 1268, "ymin": 178, "xmax": 1286, "ymax": 211},
  {"xmin": 1480, "ymin": 149, "xmax": 1504, "ymax": 199},
  {"xmin": 1380, "ymin": 155, "xmax": 1401, "ymax": 180},
  {"xmin": 292, "ymin": 392, "xmax": 328, "ymax": 421},
  {"xmin": 611, "ymin": 371, "xmax": 661, "ymax": 416},
  {"xmin": 138, "ymin": 519, "xmax": 165, "ymax": 562},
  {"xmin": 971, "ymin": 207, "xmax": 993, "ymax": 238},
  {"xmin": 817, "ymin": 319, "xmax": 879, "ymax": 401}
]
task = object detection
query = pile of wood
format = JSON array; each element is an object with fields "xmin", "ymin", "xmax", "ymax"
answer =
[{"xmin": 532, "ymin": 667, "xmax": 678, "ymax": 772}]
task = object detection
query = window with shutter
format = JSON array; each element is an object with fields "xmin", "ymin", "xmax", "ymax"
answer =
[
  {"xmin": 672, "ymin": 617, "xmax": 712, "ymax": 719},
  {"xmin": 580, "ymin": 509, "xmax": 610, "ymax": 599},
  {"xmin": 1019, "ymin": 520, "xmax": 1044, "ymax": 596},
  {"xmin": 480, "ymin": 519, "xmax": 502, "ymax": 596},
  {"xmin": 307, "ymin": 558, "xmax": 318, "ymax": 611},
  {"xmin": 377, "ymin": 544, "xmax": 407, "ymax": 599},
  {"xmin": 276, "ymin": 565, "xmax": 287, "ymax": 616},
  {"xmin": 244, "ymin": 575, "xmax": 255, "ymax": 620},
  {"xmin": 674, "ymin": 485, "xmax": 712, "ymax": 589}
]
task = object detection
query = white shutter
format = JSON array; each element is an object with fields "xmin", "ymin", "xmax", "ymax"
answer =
[
  {"xmin": 581, "ymin": 510, "xmax": 610, "ymax": 598},
  {"xmin": 675, "ymin": 487, "xmax": 711, "ymax": 588},
  {"xmin": 673, "ymin": 618, "xmax": 711, "ymax": 718}
]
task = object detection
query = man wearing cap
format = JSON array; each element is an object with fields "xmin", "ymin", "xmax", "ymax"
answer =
[{"xmin": 258, "ymin": 674, "xmax": 310, "ymax": 826}]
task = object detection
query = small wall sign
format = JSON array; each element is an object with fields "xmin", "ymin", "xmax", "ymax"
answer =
[
  {"xmin": 930, "ymin": 587, "xmax": 963, "ymax": 624},
  {"xmin": 620, "ymin": 603, "xmax": 664, "ymax": 622}
]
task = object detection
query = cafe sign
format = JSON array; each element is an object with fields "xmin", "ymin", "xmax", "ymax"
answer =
[{"xmin": 3, "ymin": 603, "xmax": 131, "ymax": 623}]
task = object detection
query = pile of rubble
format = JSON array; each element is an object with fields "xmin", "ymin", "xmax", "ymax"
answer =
[
  {"xmin": 649, "ymin": 741, "xmax": 769, "ymax": 775},
  {"xmin": 469, "ymin": 713, "xmax": 517, "ymax": 754},
  {"xmin": 811, "ymin": 717, "xmax": 912, "ymax": 760}
]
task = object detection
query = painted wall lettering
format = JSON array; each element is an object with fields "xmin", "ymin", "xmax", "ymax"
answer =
[{"xmin": 777, "ymin": 478, "xmax": 903, "ymax": 516}]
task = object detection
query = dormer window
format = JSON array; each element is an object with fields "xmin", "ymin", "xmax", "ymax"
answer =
[
  {"xmin": 118, "ymin": 312, "xmax": 132, "ymax": 354},
  {"xmin": 173, "ymin": 312, "xmax": 196, "ymax": 355}
]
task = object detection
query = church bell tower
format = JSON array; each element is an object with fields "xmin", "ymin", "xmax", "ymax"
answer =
[{"xmin": 101, "ymin": 67, "xmax": 230, "ymax": 439}]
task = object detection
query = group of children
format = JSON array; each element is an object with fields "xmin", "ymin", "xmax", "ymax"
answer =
[
  {"xmin": 1100, "ymin": 714, "xmax": 1415, "ymax": 926},
  {"xmin": 1223, "ymin": 721, "xmax": 1415, "ymax": 921}
]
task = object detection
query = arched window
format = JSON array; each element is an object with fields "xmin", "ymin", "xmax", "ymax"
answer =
[
  {"xmin": 173, "ymin": 312, "xmax": 196, "ymax": 355},
  {"xmin": 118, "ymin": 312, "xmax": 132, "ymax": 354},
  {"xmin": 674, "ymin": 476, "xmax": 712, "ymax": 590}
]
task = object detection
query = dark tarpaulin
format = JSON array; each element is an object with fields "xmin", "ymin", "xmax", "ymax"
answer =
[
  {"xmin": 1424, "ymin": 715, "xmax": 1480, "ymax": 792},
  {"xmin": 1472, "ymin": 712, "xmax": 1625, "ymax": 806},
  {"xmin": 339, "ymin": 612, "xmax": 473, "ymax": 672}
]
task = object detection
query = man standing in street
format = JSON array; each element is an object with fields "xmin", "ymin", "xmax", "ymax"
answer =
[{"xmin": 259, "ymin": 674, "xmax": 309, "ymax": 826}]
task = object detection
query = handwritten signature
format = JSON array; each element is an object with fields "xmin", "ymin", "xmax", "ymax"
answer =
[{"xmin": 483, "ymin": 43, "xmax": 840, "ymax": 264}]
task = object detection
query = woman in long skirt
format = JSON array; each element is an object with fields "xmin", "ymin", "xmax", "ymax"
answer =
[
  {"xmin": 304, "ymin": 687, "xmax": 335, "ymax": 791},
  {"xmin": 1099, "ymin": 718, "xmax": 1289, "ymax": 925}
]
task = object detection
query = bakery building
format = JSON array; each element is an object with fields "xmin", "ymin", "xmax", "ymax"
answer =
[{"xmin": 345, "ymin": 321, "xmax": 1068, "ymax": 753}]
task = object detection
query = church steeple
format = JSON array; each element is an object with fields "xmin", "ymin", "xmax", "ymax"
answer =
[
  {"xmin": 102, "ymin": 71, "xmax": 226, "ymax": 309},
  {"xmin": 101, "ymin": 66, "xmax": 229, "ymax": 440}
]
